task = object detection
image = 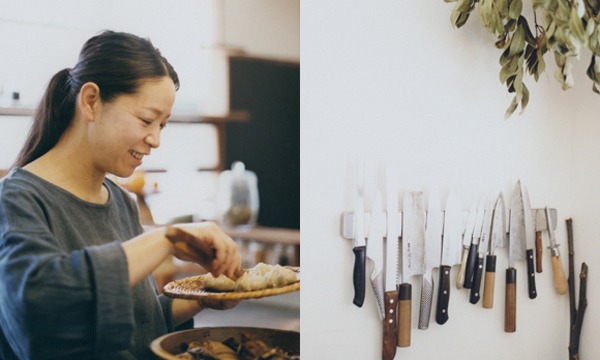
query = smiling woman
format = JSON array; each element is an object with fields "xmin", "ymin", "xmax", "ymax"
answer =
[{"xmin": 0, "ymin": 31, "xmax": 242, "ymax": 359}]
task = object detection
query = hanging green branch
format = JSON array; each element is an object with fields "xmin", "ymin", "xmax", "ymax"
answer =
[{"xmin": 445, "ymin": 0, "xmax": 600, "ymax": 118}]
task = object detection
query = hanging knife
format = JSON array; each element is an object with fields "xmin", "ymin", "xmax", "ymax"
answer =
[
  {"xmin": 419, "ymin": 190, "xmax": 444, "ymax": 329},
  {"xmin": 457, "ymin": 202, "xmax": 477, "ymax": 289},
  {"xmin": 398, "ymin": 191, "xmax": 425, "ymax": 347},
  {"xmin": 522, "ymin": 186, "xmax": 537, "ymax": 299},
  {"xmin": 470, "ymin": 195, "xmax": 492, "ymax": 304},
  {"xmin": 545, "ymin": 206, "xmax": 568, "ymax": 295},
  {"xmin": 367, "ymin": 191, "xmax": 386, "ymax": 318},
  {"xmin": 464, "ymin": 197, "xmax": 486, "ymax": 289},
  {"xmin": 352, "ymin": 161, "xmax": 366, "ymax": 307},
  {"xmin": 382, "ymin": 168, "xmax": 400, "ymax": 360},
  {"xmin": 436, "ymin": 191, "xmax": 462, "ymax": 325},
  {"xmin": 482, "ymin": 192, "xmax": 507, "ymax": 309},
  {"xmin": 506, "ymin": 180, "xmax": 527, "ymax": 332}
]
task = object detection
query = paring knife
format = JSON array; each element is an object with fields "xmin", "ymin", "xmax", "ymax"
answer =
[
  {"xmin": 352, "ymin": 161, "xmax": 366, "ymax": 307},
  {"xmin": 457, "ymin": 202, "xmax": 477, "ymax": 290},
  {"xmin": 544, "ymin": 206, "xmax": 568, "ymax": 295},
  {"xmin": 398, "ymin": 191, "xmax": 425, "ymax": 347},
  {"xmin": 469, "ymin": 195, "xmax": 493, "ymax": 304},
  {"xmin": 436, "ymin": 192, "xmax": 463, "ymax": 325},
  {"xmin": 464, "ymin": 197, "xmax": 486, "ymax": 289},
  {"xmin": 506, "ymin": 180, "xmax": 527, "ymax": 332},
  {"xmin": 419, "ymin": 190, "xmax": 444, "ymax": 329},
  {"xmin": 382, "ymin": 167, "xmax": 400, "ymax": 360},
  {"xmin": 482, "ymin": 193, "xmax": 507, "ymax": 309},
  {"xmin": 522, "ymin": 186, "xmax": 537, "ymax": 299},
  {"xmin": 367, "ymin": 191, "xmax": 386, "ymax": 318}
]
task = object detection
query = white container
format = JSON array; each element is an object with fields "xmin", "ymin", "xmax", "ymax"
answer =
[{"xmin": 216, "ymin": 161, "xmax": 259, "ymax": 230}]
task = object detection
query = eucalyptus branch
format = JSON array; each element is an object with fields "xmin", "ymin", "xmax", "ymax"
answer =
[{"xmin": 445, "ymin": 0, "xmax": 600, "ymax": 117}]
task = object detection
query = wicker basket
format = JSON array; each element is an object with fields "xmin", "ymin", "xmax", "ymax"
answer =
[{"xmin": 163, "ymin": 267, "xmax": 300, "ymax": 301}]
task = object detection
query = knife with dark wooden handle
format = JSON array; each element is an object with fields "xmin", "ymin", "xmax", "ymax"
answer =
[
  {"xmin": 463, "ymin": 242, "xmax": 478, "ymax": 288},
  {"xmin": 436, "ymin": 265, "xmax": 451, "ymax": 324},
  {"xmin": 482, "ymin": 255, "xmax": 496, "ymax": 308},
  {"xmin": 397, "ymin": 283, "xmax": 411, "ymax": 347},
  {"xmin": 469, "ymin": 256, "xmax": 484, "ymax": 304},
  {"xmin": 505, "ymin": 268, "xmax": 517, "ymax": 332},
  {"xmin": 526, "ymin": 248, "xmax": 537, "ymax": 299},
  {"xmin": 522, "ymin": 188, "xmax": 537, "ymax": 299},
  {"xmin": 383, "ymin": 291, "xmax": 398, "ymax": 359}
]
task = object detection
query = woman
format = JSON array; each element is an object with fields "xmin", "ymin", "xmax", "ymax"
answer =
[{"xmin": 0, "ymin": 31, "xmax": 241, "ymax": 359}]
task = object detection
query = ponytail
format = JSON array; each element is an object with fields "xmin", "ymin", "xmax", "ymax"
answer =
[
  {"xmin": 13, "ymin": 68, "xmax": 76, "ymax": 168},
  {"xmin": 12, "ymin": 31, "xmax": 179, "ymax": 168}
]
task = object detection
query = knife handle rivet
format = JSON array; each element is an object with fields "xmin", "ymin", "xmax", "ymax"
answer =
[
  {"xmin": 444, "ymin": 270, "xmax": 449, "ymax": 275},
  {"xmin": 443, "ymin": 290, "xmax": 448, "ymax": 295},
  {"xmin": 442, "ymin": 309, "xmax": 446, "ymax": 313},
  {"xmin": 388, "ymin": 319, "xmax": 394, "ymax": 324}
]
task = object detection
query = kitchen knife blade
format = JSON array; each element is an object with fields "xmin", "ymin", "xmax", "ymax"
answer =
[
  {"xmin": 482, "ymin": 192, "xmax": 506, "ymax": 309},
  {"xmin": 457, "ymin": 202, "xmax": 477, "ymax": 289},
  {"xmin": 436, "ymin": 192, "xmax": 462, "ymax": 325},
  {"xmin": 419, "ymin": 190, "xmax": 443, "ymax": 329},
  {"xmin": 522, "ymin": 186, "xmax": 537, "ymax": 299},
  {"xmin": 470, "ymin": 195, "xmax": 492, "ymax": 304},
  {"xmin": 545, "ymin": 206, "xmax": 568, "ymax": 295},
  {"xmin": 398, "ymin": 191, "xmax": 425, "ymax": 347},
  {"xmin": 383, "ymin": 167, "xmax": 400, "ymax": 360},
  {"xmin": 352, "ymin": 161, "xmax": 366, "ymax": 307},
  {"xmin": 367, "ymin": 191, "xmax": 386, "ymax": 319},
  {"xmin": 464, "ymin": 197, "xmax": 486, "ymax": 289},
  {"xmin": 506, "ymin": 180, "xmax": 527, "ymax": 332}
]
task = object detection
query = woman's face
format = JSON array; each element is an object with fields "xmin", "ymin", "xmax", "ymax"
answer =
[{"xmin": 90, "ymin": 76, "xmax": 176, "ymax": 178}]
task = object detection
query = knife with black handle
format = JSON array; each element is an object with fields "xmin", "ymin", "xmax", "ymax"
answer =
[
  {"xmin": 352, "ymin": 247, "xmax": 366, "ymax": 307},
  {"xmin": 522, "ymin": 187, "xmax": 537, "ymax": 299},
  {"xmin": 352, "ymin": 161, "xmax": 366, "ymax": 307},
  {"xmin": 465, "ymin": 198, "xmax": 485, "ymax": 289}
]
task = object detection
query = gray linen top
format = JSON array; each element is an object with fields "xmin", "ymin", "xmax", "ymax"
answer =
[{"xmin": 0, "ymin": 168, "xmax": 178, "ymax": 359}]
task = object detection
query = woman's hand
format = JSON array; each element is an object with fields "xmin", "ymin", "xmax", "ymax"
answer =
[{"xmin": 165, "ymin": 222, "xmax": 241, "ymax": 279}]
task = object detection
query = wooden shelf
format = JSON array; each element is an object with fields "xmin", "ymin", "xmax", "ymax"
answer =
[
  {"xmin": 0, "ymin": 106, "xmax": 35, "ymax": 116},
  {"xmin": 0, "ymin": 106, "xmax": 250, "ymax": 124},
  {"xmin": 169, "ymin": 110, "xmax": 250, "ymax": 124}
]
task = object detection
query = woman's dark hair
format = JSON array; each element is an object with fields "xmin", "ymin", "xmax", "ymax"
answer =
[{"xmin": 13, "ymin": 30, "xmax": 179, "ymax": 168}]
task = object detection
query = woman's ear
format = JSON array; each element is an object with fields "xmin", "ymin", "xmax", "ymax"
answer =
[{"xmin": 78, "ymin": 82, "xmax": 101, "ymax": 121}]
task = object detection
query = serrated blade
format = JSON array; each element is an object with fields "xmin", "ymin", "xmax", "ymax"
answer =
[
  {"xmin": 385, "ymin": 167, "xmax": 400, "ymax": 291},
  {"xmin": 368, "ymin": 191, "xmax": 385, "ymax": 319}
]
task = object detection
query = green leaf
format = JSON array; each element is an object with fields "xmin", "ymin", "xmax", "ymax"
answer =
[
  {"xmin": 569, "ymin": 5, "xmax": 587, "ymax": 45},
  {"xmin": 509, "ymin": 0, "xmax": 523, "ymax": 19},
  {"xmin": 509, "ymin": 25, "xmax": 526, "ymax": 56},
  {"xmin": 505, "ymin": 96, "xmax": 519, "ymax": 119},
  {"xmin": 593, "ymin": 82, "xmax": 600, "ymax": 94},
  {"xmin": 519, "ymin": 84, "xmax": 530, "ymax": 113}
]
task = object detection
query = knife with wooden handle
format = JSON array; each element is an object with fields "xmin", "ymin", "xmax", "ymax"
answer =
[
  {"xmin": 470, "ymin": 196, "xmax": 492, "ymax": 304},
  {"xmin": 435, "ymin": 192, "xmax": 462, "ymax": 324},
  {"xmin": 419, "ymin": 190, "xmax": 443, "ymax": 329},
  {"xmin": 505, "ymin": 180, "xmax": 527, "ymax": 332},
  {"xmin": 535, "ymin": 230, "xmax": 543, "ymax": 273},
  {"xmin": 464, "ymin": 198, "xmax": 485, "ymax": 289},
  {"xmin": 398, "ymin": 191, "xmax": 425, "ymax": 347},
  {"xmin": 544, "ymin": 206, "xmax": 568, "ymax": 295},
  {"xmin": 383, "ymin": 166, "xmax": 400, "ymax": 359},
  {"xmin": 457, "ymin": 202, "xmax": 477, "ymax": 290},
  {"xmin": 522, "ymin": 187, "xmax": 537, "ymax": 299},
  {"xmin": 482, "ymin": 192, "xmax": 506, "ymax": 309}
]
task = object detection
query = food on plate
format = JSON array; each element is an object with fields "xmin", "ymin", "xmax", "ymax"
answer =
[
  {"xmin": 265, "ymin": 265, "xmax": 297, "ymax": 289},
  {"xmin": 175, "ymin": 333, "xmax": 299, "ymax": 360},
  {"xmin": 203, "ymin": 274, "xmax": 236, "ymax": 292},
  {"xmin": 234, "ymin": 271, "xmax": 268, "ymax": 292},
  {"xmin": 202, "ymin": 263, "xmax": 298, "ymax": 292}
]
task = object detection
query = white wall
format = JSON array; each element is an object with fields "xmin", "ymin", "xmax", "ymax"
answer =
[{"xmin": 301, "ymin": 1, "xmax": 596, "ymax": 359}]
